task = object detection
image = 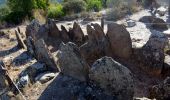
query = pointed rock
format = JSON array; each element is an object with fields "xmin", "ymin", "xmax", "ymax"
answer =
[
  {"xmin": 55, "ymin": 42, "xmax": 89, "ymax": 81},
  {"xmin": 107, "ymin": 23, "xmax": 132, "ymax": 59}
]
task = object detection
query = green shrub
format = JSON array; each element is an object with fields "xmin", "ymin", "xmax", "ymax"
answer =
[
  {"xmin": 0, "ymin": 6, "xmax": 10, "ymax": 21},
  {"xmin": 4, "ymin": 11, "xmax": 28, "ymax": 24},
  {"xmin": 63, "ymin": 0, "xmax": 86, "ymax": 14},
  {"xmin": 47, "ymin": 3, "xmax": 65, "ymax": 19},
  {"xmin": 87, "ymin": 0, "xmax": 102, "ymax": 12}
]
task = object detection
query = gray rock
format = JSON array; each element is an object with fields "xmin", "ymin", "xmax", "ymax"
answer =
[
  {"xmin": 89, "ymin": 57, "xmax": 134, "ymax": 100},
  {"xmin": 80, "ymin": 24, "xmax": 111, "ymax": 65},
  {"xmin": 107, "ymin": 23, "xmax": 132, "ymax": 59},
  {"xmin": 38, "ymin": 73, "xmax": 116, "ymax": 100},
  {"xmin": 127, "ymin": 20, "xmax": 136, "ymax": 27},
  {"xmin": 60, "ymin": 25, "xmax": 70, "ymax": 43},
  {"xmin": 26, "ymin": 62, "xmax": 47, "ymax": 82},
  {"xmin": 46, "ymin": 19, "xmax": 60, "ymax": 38},
  {"xmin": 55, "ymin": 42, "xmax": 89, "ymax": 81},
  {"xmin": 26, "ymin": 19, "xmax": 41, "ymax": 41},
  {"xmin": 135, "ymin": 31, "xmax": 169, "ymax": 75},
  {"xmin": 26, "ymin": 36, "xmax": 35, "ymax": 56},
  {"xmin": 35, "ymin": 72, "xmax": 56, "ymax": 84},
  {"xmin": 34, "ymin": 39, "xmax": 58, "ymax": 71},
  {"xmin": 71, "ymin": 22, "xmax": 85, "ymax": 46}
]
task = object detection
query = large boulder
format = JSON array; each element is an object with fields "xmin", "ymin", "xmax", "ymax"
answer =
[
  {"xmin": 34, "ymin": 39, "xmax": 58, "ymax": 71},
  {"xmin": 149, "ymin": 77, "xmax": 170, "ymax": 100},
  {"xmin": 55, "ymin": 42, "xmax": 89, "ymax": 81},
  {"xmin": 89, "ymin": 57, "xmax": 134, "ymax": 100},
  {"xmin": 38, "ymin": 73, "xmax": 116, "ymax": 100},
  {"xmin": 139, "ymin": 16, "xmax": 168, "ymax": 31},
  {"xmin": 134, "ymin": 31, "xmax": 169, "ymax": 75},
  {"xmin": 152, "ymin": 18, "xmax": 168, "ymax": 31},
  {"xmin": 107, "ymin": 23, "xmax": 132, "ymax": 59}
]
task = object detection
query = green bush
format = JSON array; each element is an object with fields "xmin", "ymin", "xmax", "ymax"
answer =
[
  {"xmin": 4, "ymin": 11, "xmax": 28, "ymax": 24},
  {"xmin": 47, "ymin": 3, "xmax": 65, "ymax": 19},
  {"xmin": 0, "ymin": 6, "xmax": 10, "ymax": 22},
  {"xmin": 87, "ymin": 0, "xmax": 102, "ymax": 12},
  {"xmin": 63, "ymin": 0, "xmax": 86, "ymax": 14}
]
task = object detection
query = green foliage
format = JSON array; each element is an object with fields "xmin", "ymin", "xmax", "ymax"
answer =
[
  {"xmin": 87, "ymin": 0, "xmax": 102, "ymax": 12},
  {"xmin": 0, "ymin": 6, "xmax": 10, "ymax": 21},
  {"xmin": 63, "ymin": 0, "xmax": 86, "ymax": 14},
  {"xmin": 47, "ymin": 3, "xmax": 65, "ymax": 19},
  {"xmin": 5, "ymin": 0, "xmax": 49, "ymax": 24},
  {"xmin": 4, "ymin": 11, "xmax": 28, "ymax": 24}
]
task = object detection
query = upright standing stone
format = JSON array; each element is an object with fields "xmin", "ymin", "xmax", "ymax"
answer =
[
  {"xmin": 55, "ymin": 42, "xmax": 89, "ymax": 81},
  {"xmin": 107, "ymin": 23, "xmax": 132, "ymax": 59},
  {"xmin": 34, "ymin": 39, "xmax": 58, "ymax": 71}
]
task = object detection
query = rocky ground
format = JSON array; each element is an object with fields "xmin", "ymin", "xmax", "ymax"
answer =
[{"xmin": 1, "ymin": 8, "xmax": 170, "ymax": 100}]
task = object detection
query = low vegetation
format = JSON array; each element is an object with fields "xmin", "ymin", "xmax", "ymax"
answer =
[{"xmin": 0, "ymin": 0, "xmax": 144, "ymax": 26}]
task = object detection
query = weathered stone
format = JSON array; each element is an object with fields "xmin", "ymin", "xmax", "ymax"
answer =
[
  {"xmin": 36, "ymin": 24, "xmax": 49, "ymax": 41},
  {"xmin": 34, "ymin": 39, "xmax": 58, "ymax": 71},
  {"xmin": 26, "ymin": 19, "xmax": 41, "ymax": 40},
  {"xmin": 26, "ymin": 36, "xmax": 35, "ymax": 56},
  {"xmin": 46, "ymin": 19, "xmax": 60, "ymax": 38},
  {"xmin": 15, "ymin": 30, "xmax": 27, "ymax": 49},
  {"xmin": 80, "ymin": 24, "xmax": 111, "ymax": 65},
  {"xmin": 89, "ymin": 57, "xmax": 134, "ymax": 100},
  {"xmin": 60, "ymin": 25, "xmax": 70, "ymax": 43},
  {"xmin": 152, "ymin": 18, "xmax": 168, "ymax": 31},
  {"xmin": 35, "ymin": 72, "xmax": 56, "ymax": 84},
  {"xmin": 86, "ymin": 25, "xmax": 97, "ymax": 43},
  {"xmin": 107, "ymin": 23, "xmax": 132, "ymax": 59},
  {"xmin": 71, "ymin": 22, "xmax": 84, "ymax": 46},
  {"xmin": 139, "ymin": 16, "xmax": 168, "ymax": 31},
  {"xmin": 139, "ymin": 16, "xmax": 155, "ymax": 23},
  {"xmin": 55, "ymin": 42, "xmax": 89, "ymax": 81},
  {"xmin": 38, "ymin": 73, "xmax": 116, "ymax": 100},
  {"xmin": 26, "ymin": 62, "xmax": 47, "ymax": 82},
  {"xmin": 135, "ymin": 31, "xmax": 169, "ymax": 75},
  {"xmin": 91, "ymin": 23, "xmax": 105, "ymax": 40},
  {"xmin": 149, "ymin": 77, "xmax": 170, "ymax": 100}
]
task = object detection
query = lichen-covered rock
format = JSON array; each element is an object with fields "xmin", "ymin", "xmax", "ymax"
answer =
[
  {"xmin": 107, "ymin": 23, "xmax": 132, "ymax": 59},
  {"xmin": 38, "ymin": 73, "xmax": 116, "ymax": 100},
  {"xmin": 135, "ymin": 31, "xmax": 169, "ymax": 75},
  {"xmin": 89, "ymin": 57, "xmax": 134, "ymax": 100},
  {"xmin": 55, "ymin": 42, "xmax": 89, "ymax": 81},
  {"xmin": 149, "ymin": 77, "xmax": 170, "ymax": 100}
]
